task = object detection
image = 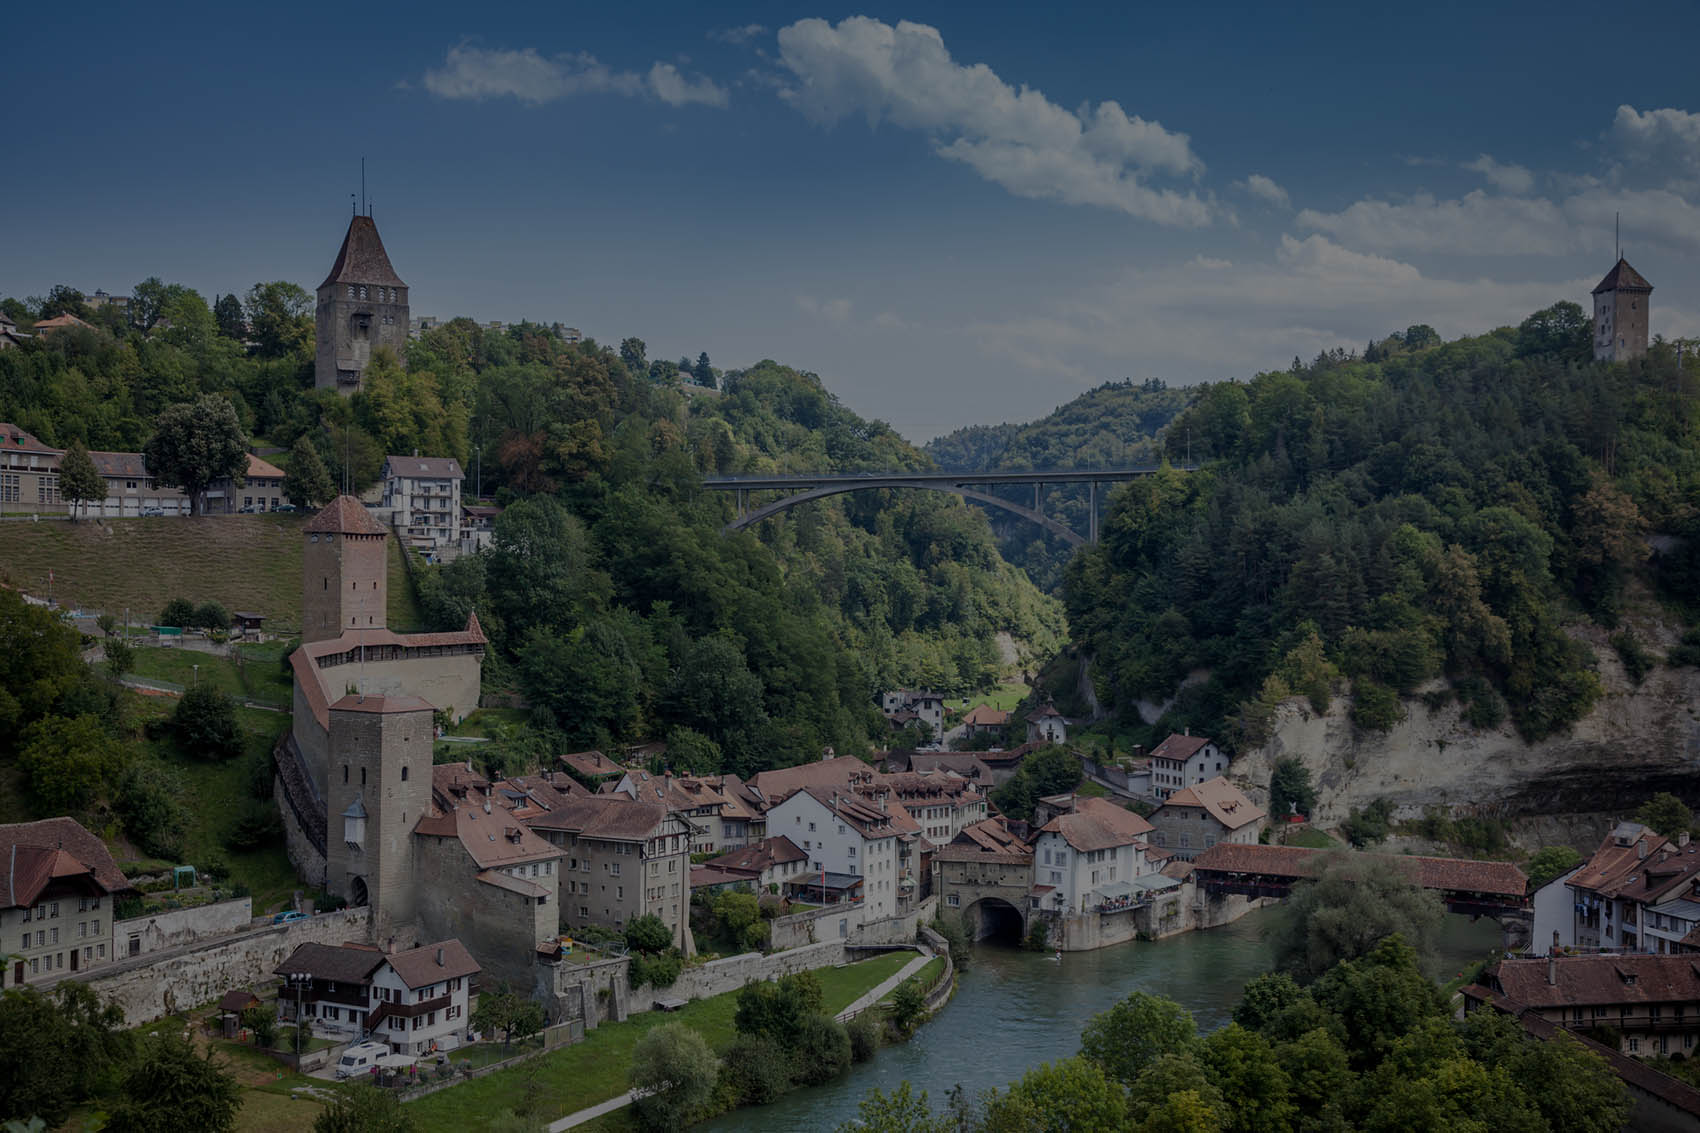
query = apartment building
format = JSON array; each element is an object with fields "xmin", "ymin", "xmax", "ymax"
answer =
[
  {"xmin": 1148, "ymin": 732, "xmax": 1229, "ymax": 802},
  {"xmin": 0, "ymin": 818, "xmax": 133, "ymax": 987},
  {"xmin": 525, "ymin": 796, "xmax": 694, "ymax": 951},
  {"xmin": 380, "ymin": 454, "xmax": 463, "ymax": 552}
]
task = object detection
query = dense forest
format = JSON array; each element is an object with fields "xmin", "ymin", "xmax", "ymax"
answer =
[
  {"xmin": 925, "ymin": 380, "xmax": 1192, "ymax": 591},
  {"xmin": 0, "ymin": 285, "xmax": 1061, "ymax": 779},
  {"xmin": 1063, "ymin": 307, "xmax": 1700, "ymax": 751}
]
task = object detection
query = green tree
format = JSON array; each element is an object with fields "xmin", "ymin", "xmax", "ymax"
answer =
[
  {"xmin": 628, "ymin": 1022, "xmax": 718, "ymax": 1132},
  {"xmin": 1273, "ymin": 858, "xmax": 1445, "ymax": 982},
  {"xmin": 143, "ymin": 395, "xmax": 248, "ymax": 515},
  {"xmin": 313, "ymin": 1083, "xmax": 417, "ymax": 1132},
  {"xmin": 0, "ymin": 589, "xmax": 90, "ymax": 747},
  {"xmin": 487, "ymin": 496, "xmax": 607, "ymax": 638},
  {"xmin": 1309, "ymin": 935, "xmax": 1443, "ymax": 1066},
  {"xmin": 835, "ymin": 1082, "xmax": 952, "ymax": 1133},
  {"xmin": 1198, "ymin": 1023, "xmax": 1296, "ymax": 1133},
  {"xmin": 285, "ymin": 435, "xmax": 336, "ymax": 510},
  {"xmin": 981, "ymin": 1057, "xmax": 1127, "ymax": 1133},
  {"xmin": 1079, "ymin": 990, "xmax": 1198, "ymax": 1085},
  {"xmin": 1526, "ymin": 845, "xmax": 1584, "ymax": 889},
  {"xmin": 470, "ymin": 986, "xmax": 545, "ymax": 1050},
  {"xmin": 19, "ymin": 714, "xmax": 124, "ymax": 813},
  {"xmin": 244, "ymin": 281, "xmax": 313, "ymax": 357},
  {"xmin": 888, "ymin": 981, "xmax": 927, "ymax": 1037},
  {"xmin": 0, "ymin": 982, "xmax": 131, "ymax": 1126},
  {"xmin": 240, "ymin": 1005, "xmax": 278, "ymax": 1048},
  {"xmin": 620, "ymin": 337, "xmax": 647, "ymax": 373},
  {"xmin": 115, "ymin": 760, "xmax": 189, "ymax": 858},
  {"xmin": 1127, "ymin": 1054, "xmax": 1225, "ymax": 1130},
  {"xmin": 1269, "ymin": 758, "xmax": 1316, "ymax": 822},
  {"xmin": 1503, "ymin": 1030, "xmax": 1629, "ymax": 1132},
  {"xmin": 38, "ymin": 285, "xmax": 87, "ymax": 320},
  {"xmin": 735, "ymin": 971, "xmax": 823, "ymax": 1045},
  {"xmin": 193, "ymin": 601, "xmax": 231, "ymax": 630},
  {"xmin": 158, "ymin": 598, "xmax": 196, "ymax": 628},
  {"xmin": 173, "ymin": 684, "xmax": 243, "ymax": 761},
  {"xmin": 625, "ymin": 914, "xmax": 672, "ymax": 955},
  {"xmin": 1133, "ymin": 1090, "xmax": 1225, "ymax": 1133},
  {"xmin": 105, "ymin": 1033, "xmax": 241, "ymax": 1133},
  {"xmin": 102, "ymin": 636, "xmax": 135, "ymax": 680},
  {"xmin": 57, "ymin": 442, "xmax": 104, "ymax": 521},
  {"xmin": 212, "ymin": 293, "xmax": 246, "ymax": 341},
  {"xmin": 1636, "ymin": 792, "xmax": 1693, "ymax": 840}
]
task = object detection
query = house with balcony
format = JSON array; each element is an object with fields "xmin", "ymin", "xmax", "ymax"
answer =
[
  {"xmin": 275, "ymin": 938, "xmax": 480, "ymax": 1055},
  {"xmin": 768, "ymin": 787, "xmax": 905, "ymax": 919},
  {"xmin": 1030, "ymin": 797, "xmax": 1157, "ymax": 916},
  {"xmin": 380, "ymin": 454, "xmax": 463, "ymax": 552}
]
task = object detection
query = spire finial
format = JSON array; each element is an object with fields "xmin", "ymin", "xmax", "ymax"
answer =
[
  {"xmin": 1616, "ymin": 211, "xmax": 1621, "ymax": 262},
  {"xmin": 362, "ymin": 157, "xmax": 367, "ymax": 218}
]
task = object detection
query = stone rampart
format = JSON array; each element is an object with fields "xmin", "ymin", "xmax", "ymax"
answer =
[
  {"xmin": 850, "ymin": 896, "xmax": 937, "ymax": 947},
  {"xmin": 637, "ymin": 939, "xmax": 848, "ymax": 1011},
  {"xmin": 769, "ymin": 902, "xmax": 865, "ymax": 952},
  {"xmin": 79, "ymin": 907, "xmax": 370, "ymax": 1024},
  {"xmin": 115, "ymin": 897, "xmax": 252, "ymax": 959}
]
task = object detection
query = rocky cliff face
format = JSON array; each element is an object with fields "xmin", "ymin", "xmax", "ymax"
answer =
[{"xmin": 1235, "ymin": 620, "xmax": 1700, "ymax": 826}]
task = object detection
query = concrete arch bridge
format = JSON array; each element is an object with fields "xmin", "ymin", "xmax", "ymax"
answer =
[{"xmin": 703, "ymin": 467, "xmax": 1190, "ymax": 547}]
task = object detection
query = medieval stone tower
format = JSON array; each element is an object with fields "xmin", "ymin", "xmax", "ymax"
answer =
[
  {"xmin": 302, "ymin": 496, "xmax": 390, "ymax": 645},
  {"xmin": 315, "ymin": 213, "xmax": 409, "ymax": 391},
  {"xmin": 1592, "ymin": 258, "xmax": 1653, "ymax": 362},
  {"xmin": 324, "ymin": 694, "xmax": 432, "ymax": 935}
]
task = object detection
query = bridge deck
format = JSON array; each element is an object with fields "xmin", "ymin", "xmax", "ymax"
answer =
[
  {"xmin": 702, "ymin": 466, "xmax": 1186, "ymax": 490},
  {"xmin": 1191, "ymin": 842, "xmax": 1527, "ymax": 901}
]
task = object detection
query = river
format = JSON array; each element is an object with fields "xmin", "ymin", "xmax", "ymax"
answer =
[{"xmin": 701, "ymin": 907, "xmax": 1502, "ymax": 1131}]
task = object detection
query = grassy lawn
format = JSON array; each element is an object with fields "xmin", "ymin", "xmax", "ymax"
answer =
[
  {"xmin": 1282, "ymin": 826, "xmax": 1343, "ymax": 849},
  {"xmin": 406, "ymin": 953, "xmax": 914, "ymax": 1132},
  {"xmin": 880, "ymin": 956, "xmax": 945, "ymax": 1006},
  {"xmin": 952, "ymin": 679, "xmax": 1030, "ymax": 717},
  {"xmin": 0, "ymin": 511, "xmax": 426, "ymax": 633},
  {"xmin": 0, "ymin": 514, "xmax": 308, "ymax": 628},
  {"xmin": 446, "ymin": 707, "xmax": 530, "ymax": 738},
  {"xmin": 387, "ymin": 540, "xmax": 424, "ymax": 631},
  {"xmin": 236, "ymin": 1090, "xmax": 328, "ymax": 1133},
  {"xmin": 127, "ymin": 643, "xmax": 292, "ymax": 706}
]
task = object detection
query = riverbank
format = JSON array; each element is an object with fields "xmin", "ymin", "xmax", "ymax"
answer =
[
  {"xmin": 401, "ymin": 951, "xmax": 915, "ymax": 1133},
  {"xmin": 696, "ymin": 905, "xmax": 1504, "ymax": 1131}
]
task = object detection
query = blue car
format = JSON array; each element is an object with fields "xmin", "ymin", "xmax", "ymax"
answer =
[{"xmin": 272, "ymin": 910, "xmax": 308, "ymax": 925}]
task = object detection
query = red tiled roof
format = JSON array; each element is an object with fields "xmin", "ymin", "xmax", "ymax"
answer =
[
  {"xmin": 749, "ymin": 756, "xmax": 877, "ymax": 806},
  {"xmin": 0, "ymin": 818, "xmax": 131, "ymax": 908},
  {"xmin": 524, "ymin": 794, "xmax": 672, "ymax": 843},
  {"xmin": 1149, "ymin": 733, "xmax": 1212, "ymax": 763},
  {"xmin": 318, "ymin": 215, "xmax": 406, "ymax": 290},
  {"xmin": 386, "ymin": 939, "xmax": 481, "ymax": 989},
  {"xmin": 0, "ymin": 424, "xmax": 60, "ymax": 454},
  {"xmin": 31, "ymin": 313, "xmax": 93, "ymax": 333},
  {"xmin": 961, "ymin": 705, "xmax": 1009, "ymax": 727},
  {"xmin": 561, "ymin": 750, "xmax": 626, "ymax": 780},
  {"xmin": 1160, "ymin": 776, "xmax": 1265, "ymax": 830},
  {"xmin": 414, "ymin": 802, "xmax": 562, "ymax": 869},
  {"xmin": 1569, "ymin": 823, "xmax": 1668, "ymax": 899},
  {"xmin": 1593, "ymin": 257, "xmax": 1653, "ymax": 294},
  {"xmin": 246, "ymin": 453, "xmax": 286, "ymax": 479},
  {"xmin": 330, "ymin": 693, "xmax": 433, "ymax": 715},
  {"xmin": 702, "ymin": 836, "xmax": 807, "ymax": 875},
  {"xmin": 1191, "ymin": 843, "xmax": 1528, "ymax": 898},
  {"xmin": 1038, "ymin": 798, "xmax": 1154, "ymax": 853},
  {"xmin": 303, "ymin": 495, "xmax": 388, "ymax": 535},
  {"xmin": 1490, "ymin": 954, "xmax": 1700, "ymax": 1009},
  {"xmin": 276, "ymin": 942, "xmax": 385, "ymax": 984}
]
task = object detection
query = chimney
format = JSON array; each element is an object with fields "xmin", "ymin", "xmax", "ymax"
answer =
[
  {"xmin": 436, "ymin": 947, "xmax": 444, "ymax": 967},
  {"xmin": 483, "ymin": 798, "xmax": 492, "ymax": 815},
  {"xmin": 1548, "ymin": 949, "xmax": 1556, "ymax": 986},
  {"xmin": 1184, "ymin": 727, "xmax": 1190, "ymax": 737},
  {"xmin": 1682, "ymin": 831, "xmax": 1692, "ymax": 849},
  {"xmin": 1640, "ymin": 839, "xmax": 1649, "ymax": 860}
]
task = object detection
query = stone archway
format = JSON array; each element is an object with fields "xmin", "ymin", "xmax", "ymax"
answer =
[
  {"xmin": 965, "ymin": 897, "xmax": 1027, "ymax": 944},
  {"xmin": 349, "ymin": 876, "xmax": 369, "ymax": 908}
]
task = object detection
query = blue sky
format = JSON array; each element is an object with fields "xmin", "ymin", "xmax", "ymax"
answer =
[{"xmin": 5, "ymin": 1, "xmax": 1700, "ymax": 439}]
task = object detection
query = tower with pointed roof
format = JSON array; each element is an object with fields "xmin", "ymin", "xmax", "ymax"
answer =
[
  {"xmin": 302, "ymin": 495, "xmax": 390, "ymax": 644},
  {"xmin": 315, "ymin": 212, "xmax": 409, "ymax": 391},
  {"xmin": 1592, "ymin": 258, "xmax": 1653, "ymax": 362}
]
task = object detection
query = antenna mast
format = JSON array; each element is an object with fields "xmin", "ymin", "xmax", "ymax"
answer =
[
  {"xmin": 1616, "ymin": 212, "xmax": 1620, "ymax": 261},
  {"xmin": 362, "ymin": 157, "xmax": 367, "ymax": 216}
]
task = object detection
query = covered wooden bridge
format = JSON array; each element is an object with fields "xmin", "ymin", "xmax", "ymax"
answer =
[{"xmin": 1191, "ymin": 843, "xmax": 1529, "ymax": 917}]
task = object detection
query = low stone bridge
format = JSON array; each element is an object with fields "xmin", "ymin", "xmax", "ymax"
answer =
[
  {"xmin": 1191, "ymin": 843, "xmax": 1532, "ymax": 949},
  {"xmin": 703, "ymin": 467, "xmax": 1191, "ymax": 546},
  {"xmin": 931, "ymin": 844, "xmax": 1035, "ymax": 943}
]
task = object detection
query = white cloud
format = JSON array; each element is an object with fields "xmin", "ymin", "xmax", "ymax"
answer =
[
  {"xmin": 774, "ymin": 17, "xmax": 1213, "ymax": 227},
  {"xmin": 1236, "ymin": 174, "xmax": 1290, "ymax": 208},
  {"xmin": 796, "ymin": 295, "xmax": 854, "ymax": 323},
  {"xmin": 422, "ymin": 43, "xmax": 726, "ymax": 108},
  {"xmin": 710, "ymin": 24, "xmax": 767, "ymax": 45},
  {"xmin": 1609, "ymin": 105, "xmax": 1700, "ymax": 179},
  {"xmin": 1296, "ymin": 191, "xmax": 1569, "ymax": 255},
  {"xmin": 1462, "ymin": 153, "xmax": 1535, "ymax": 194},
  {"xmin": 647, "ymin": 62, "xmax": 729, "ymax": 107}
]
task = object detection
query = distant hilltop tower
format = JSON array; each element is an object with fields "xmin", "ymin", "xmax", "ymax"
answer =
[
  {"xmin": 1591, "ymin": 257, "xmax": 1652, "ymax": 363},
  {"xmin": 315, "ymin": 211, "xmax": 409, "ymax": 391}
]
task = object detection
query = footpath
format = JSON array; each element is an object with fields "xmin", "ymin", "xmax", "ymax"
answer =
[{"xmin": 543, "ymin": 948, "xmax": 934, "ymax": 1131}]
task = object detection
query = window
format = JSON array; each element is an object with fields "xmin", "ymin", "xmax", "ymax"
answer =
[
  {"xmin": 92, "ymin": 919, "xmax": 99, "ymax": 935},
  {"xmin": 97, "ymin": 944, "xmax": 105, "ymax": 958},
  {"xmin": 401, "ymin": 766, "xmax": 408, "ymax": 781},
  {"xmin": 1629, "ymin": 1037, "xmax": 1641, "ymax": 1053}
]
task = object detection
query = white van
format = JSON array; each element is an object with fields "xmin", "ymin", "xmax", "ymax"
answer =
[{"xmin": 334, "ymin": 1040, "xmax": 391, "ymax": 1079}]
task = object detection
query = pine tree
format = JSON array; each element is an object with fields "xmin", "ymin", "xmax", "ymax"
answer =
[
  {"xmin": 58, "ymin": 441, "xmax": 105, "ymax": 521},
  {"xmin": 284, "ymin": 435, "xmax": 335, "ymax": 510}
]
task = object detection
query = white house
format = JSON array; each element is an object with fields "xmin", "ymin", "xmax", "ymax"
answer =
[
  {"xmin": 1031, "ymin": 798, "xmax": 1155, "ymax": 916},
  {"xmin": 1531, "ymin": 864, "xmax": 1585, "ymax": 953},
  {"xmin": 381, "ymin": 455, "xmax": 463, "ymax": 552},
  {"xmin": 275, "ymin": 938, "xmax": 480, "ymax": 1055},
  {"xmin": 1147, "ymin": 733, "xmax": 1228, "ymax": 802},
  {"xmin": 1026, "ymin": 702, "xmax": 1067, "ymax": 745},
  {"xmin": 767, "ymin": 787, "xmax": 902, "ymax": 919}
]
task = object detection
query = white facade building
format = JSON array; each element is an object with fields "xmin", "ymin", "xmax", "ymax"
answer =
[
  {"xmin": 1148, "ymin": 733, "xmax": 1228, "ymax": 802},
  {"xmin": 381, "ymin": 455, "xmax": 463, "ymax": 552},
  {"xmin": 768, "ymin": 787, "xmax": 902, "ymax": 919},
  {"xmin": 1031, "ymin": 798, "xmax": 1155, "ymax": 917}
]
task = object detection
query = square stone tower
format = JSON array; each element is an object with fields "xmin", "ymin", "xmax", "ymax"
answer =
[
  {"xmin": 315, "ymin": 214, "xmax": 409, "ymax": 392},
  {"xmin": 1592, "ymin": 258, "xmax": 1653, "ymax": 362},
  {"xmin": 302, "ymin": 496, "xmax": 391, "ymax": 645},
  {"xmin": 324, "ymin": 694, "xmax": 433, "ymax": 936}
]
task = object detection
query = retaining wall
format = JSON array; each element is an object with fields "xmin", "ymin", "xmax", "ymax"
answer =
[
  {"xmin": 77, "ymin": 907, "xmax": 371, "ymax": 1023},
  {"xmin": 637, "ymin": 939, "xmax": 848, "ymax": 1011},
  {"xmin": 116, "ymin": 897, "xmax": 253, "ymax": 959},
  {"xmin": 770, "ymin": 902, "xmax": 864, "ymax": 952},
  {"xmin": 850, "ymin": 896, "xmax": 937, "ymax": 947}
]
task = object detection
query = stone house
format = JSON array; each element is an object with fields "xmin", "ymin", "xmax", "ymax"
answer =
[
  {"xmin": 768, "ymin": 788, "xmax": 905, "ymax": 919},
  {"xmin": 0, "ymin": 818, "xmax": 134, "ymax": 988},
  {"xmin": 1147, "ymin": 777, "xmax": 1265, "ymax": 861},
  {"xmin": 1026, "ymin": 702, "xmax": 1067, "ymax": 745},
  {"xmin": 1567, "ymin": 823, "xmax": 1700, "ymax": 953},
  {"xmin": 1030, "ymin": 797, "xmax": 1156, "ymax": 916},
  {"xmin": 1470, "ymin": 953, "xmax": 1700, "ymax": 1058},
  {"xmin": 881, "ymin": 771, "xmax": 988, "ymax": 845},
  {"xmin": 1147, "ymin": 732, "xmax": 1228, "ymax": 802},
  {"xmin": 694, "ymin": 836, "xmax": 810, "ymax": 895},
  {"xmin": 524, "ymin": 795, "xmax": 694, "ymax": 951},
  {"xmin": 276, "ymin": 938, "xmax": 480, "ymax": 1055},
  {"xmin": 881, "ymin": 689, "xmax": 944, "ymax": 736}
]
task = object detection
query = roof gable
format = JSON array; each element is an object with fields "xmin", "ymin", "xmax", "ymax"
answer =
[
  {"xmin": 319, "ymin": 215, "xmax": 406, "ymax": 291},
  {"xmin": 1592, "ymin": 257, "xmax": 1653, "ymax": 295},
  {"xmin": 304, "ymin": 496, "xmax": 389, "ymax": 536}
]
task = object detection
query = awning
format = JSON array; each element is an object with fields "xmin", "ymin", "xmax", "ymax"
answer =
[
  {"xmin": 1095, "ymin": 880, "xmax": 1139, "ymax": 900},
  {"xmin": 1128, "ymin": 873, "xmax": 1182, "ymax": 894}
]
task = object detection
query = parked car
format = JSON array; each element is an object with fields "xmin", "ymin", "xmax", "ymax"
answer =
[
  {"xmin": 237, "ymin": 504, "xmax": 259, "ymax": 514},
  {"xmin": 140, "ymin": 506, "xmax": 166, "ymax": 517},
  {"xmin": 272, "ymin": 910, "xmax": 308, "ymax": 925},
  {"xmin": 335, "ymin": 1041, "xmax": 391, "ymax": 1079},
  {"xmin": 273, "ymin": 503, "xmax": 297, "ymax": 513}
]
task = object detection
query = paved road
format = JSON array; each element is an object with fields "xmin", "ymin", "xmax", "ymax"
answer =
[{"xmin": 547, "ymin": 1088, "xmax": 642, "ymax": 1131}]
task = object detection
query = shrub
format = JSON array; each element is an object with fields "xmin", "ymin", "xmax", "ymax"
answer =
[
  {"xmin": 241, "ymin": 1005, "xmax": 278, "ymax": 1048},
  {"xmin": 846, "ymin": 1012, "xmax": 881, "ymax": 1063},
  {"xmin": 1458, "ymin": 676, "xmax": 1507, "ymax": 729},
  {"xmin": 158, "ymin": 598, "xmax": 195, "ymax": 628},
  {"xmin": 629, "ymin": 1023, "xmax": 718, "ymax": 1132},
  {"xmin": 1341, "ymin": 798, "xmax": 1395, "ymax": 848},
  {"xmin": 887, "ymin": 983, "xmax": 928, "ymax": 1039},
  {"xmin": 1669, "ymin": 627, "xmax": 1700, "ymax": 669},
  {"xmin": 1349, "ymin": 679, "xmax": 1405, "ymax": 732},
  {"xmin": 1611, "ymin": 632, "xmax": 1655, "ymax": 686},
  {"xmin": 790, "ymin": 1014, "xmax": 852, "ymax": 1086},
  {"xmin": 115, "ymin": 760, "xmax": 189, "ymax": 858},
  {"xmin": 625, "ymin": 913, "xmax": 672, "ymax": 955},
  {"xmin": 1023, "ymin": 918, "xmax": 1050, "ymax": 952},
  {"xmin": 173, "ymin": 683, "xmax": 243, "ymax": 760},
  {"xmin": 224, "ymin": 802, "xmax": 284, "ymax": 852},
  {"xmin": 719, "ymin": 1034, "xmax": 788, "ymax": 1105},
  {"xmin": 193, "ymin": 601, "xmax": 231, "ymax": 630}
]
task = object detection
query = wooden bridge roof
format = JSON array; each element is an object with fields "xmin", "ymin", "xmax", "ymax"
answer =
[{"xmin": 1192, "ymin": 843, "xmax": 1527, "ymax": 899}]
